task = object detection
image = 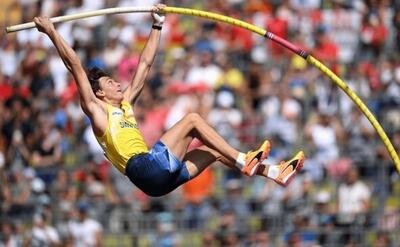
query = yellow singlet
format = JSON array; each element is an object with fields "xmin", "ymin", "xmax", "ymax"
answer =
[{"xmin": 95, "ymin": 101, "xmax": 148, "ymax": 173}]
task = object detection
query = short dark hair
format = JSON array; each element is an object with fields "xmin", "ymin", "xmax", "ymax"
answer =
[{"xmin": 86, "ymin": 67, "xmax": 109, "ymax": 93}]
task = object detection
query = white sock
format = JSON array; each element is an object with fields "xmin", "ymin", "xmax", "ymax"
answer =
[
  {"xmin": 267, "ymin": 165, "xmax": 280, "ymax": 179},
  {"xmin": 235, "ymin": 152, "xmax": 246, "ymax": 169}
]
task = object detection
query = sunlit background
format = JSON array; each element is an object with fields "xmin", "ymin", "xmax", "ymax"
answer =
[{"xmin": 0, "ymin": 0, "xmax": 399, "ymax": 246}]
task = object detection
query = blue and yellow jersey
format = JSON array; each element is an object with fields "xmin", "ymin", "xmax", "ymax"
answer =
[{"xmin": 95, "ymin": 101, "xmax": 148, "ymax": 173}]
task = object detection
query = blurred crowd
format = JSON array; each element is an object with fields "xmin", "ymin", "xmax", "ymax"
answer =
[{"xmin": 1, "ymin": 0, "xmax": 400, "ymax": 246}]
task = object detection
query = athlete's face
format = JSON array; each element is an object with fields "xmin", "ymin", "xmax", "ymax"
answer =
[{"xmin": 98, "ymin": 76, "xmax": 124, "ymax": 102}]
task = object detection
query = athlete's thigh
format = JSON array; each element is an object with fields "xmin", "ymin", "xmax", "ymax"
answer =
[{"xmin": 160, "ymin": 116, "xmax": 194, "ymax": 160}]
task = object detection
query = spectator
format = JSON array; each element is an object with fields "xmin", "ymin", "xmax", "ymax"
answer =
[
  {"xmin": 30, "ymin": 61, "xmax": 55, "ymax": 97},
  {"xmin": 313, "ymin": 24, "xmax": 339, "ymax": 65},
  {"xmin": 253, "ymin": 178, "xmax": 285, "ymax": 218},
  {"xmin": 3, "ymin": 97, "xmax": 33, "ymax": 167},
  {"xmin": 215, "ymin": 209, "xmax": 243, "ymax": 247},
  {"xmin": 69, "ymin": 202, "xmax": 103, "ymax": 247},
  {"xmin": 265, "ymin": 5, "xmax": 289, "ymax": 59},
  {"xmin": 336, "ymin": 167, "xmax": 371, "ymax": 226},
  {"xmin": 284, "ymin": 214, "xmax": 318, "ymax": 246},
  {"xmin": 305, "ymin": 110, "xmax": 344, "ymax": 181},
  {"xmin": 283, "ymin": 231, "xmax": 304, "ymax": 247},
  {"xmin": 0, "ymin": 222, "xmax": 19, "ymax": 247},
  {"xmin": 30, "ymin": 115, "xmax": 63, "ymax": 185},
  {"xmin": 344, "ymin": 107, "xmax": 376, "ymax": 175},
  {"xmin": 261, "ymin": 84, "xmax": 302, "ymax": 152},
  {"xmin": 378, "ymin": 205, "xmax": 400, "ymax": 232},
  {"xmin": 215, "ymin": 59, "xmax": 245, "ymax": 92},
  {"xmin": 0, "ymin": 36, "xmax": 19, "ymax": 78},
  {"xmin": 5, "ymin": 168, "xmax": 33, "ymax": 220},
  {"xmin": 393, "ymin": 8, "xmax": 400, "ymax": 53},
  {"xmin": 321, "ymin": 0, "xmax": 362, "ymax": 64},
  {"xmin": 360, "ymin": 13, "xmax": 388, "ymax": 59},
  {"xmin": 373, "ymin": 231, "xmax": 394, "ymax": 247},
  {"xmin": 182, "ymin": 165, "xmax": 215, "ymax": 229},
  {"xmin": 246, "ymin": 230, "xmax": 270, "ymax": 247},
  {"xmin": 208, "ymin": 90, "xmax": 242, "ymax": 151},
  {"xmin": 311, "ymin": 191, "xmax": 337, "ymax": 245},
  {"xmin": 55, "ymin": 204, "xmax": 74, "ymax": 245},
  {"xmin": 153, "ymin": 212, "xmax": 182, "ymax": 247},
  {"xmin": 381, "ymin": 61, "xmax": 400, "ymax": 108},
  {"xmin": 282, "ymin": 174, "xmax": 314, "ymax": 215},
  {"xmin": 27, "ymin": 213, "xmax": 61, "ymax": 247},
  {"xmin": 220, "ymin": 179, "xmax": 250, "ymax": 216},
  {"xmin": 185, "ymin": 51, "xmax": 222, "ymax": 87},
  {"xmin": 202, "ymin": 231, "xmax": 217, "ymax": 247},
  {"xmin": 102, "ymin": 36, "xmax": 125, "ymax": 71}
]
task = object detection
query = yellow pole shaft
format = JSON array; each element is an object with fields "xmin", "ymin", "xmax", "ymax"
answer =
[
  {"xmin": 163, "ymin": 7, "xmax": 266, "ymax": 36},
  {"xmin": 307, "ymin": 56, "xmax": 400, "ymax": 169},
  {"xmin": 164, "ymin": 7, "xmax": 400, "ymax": 172}
]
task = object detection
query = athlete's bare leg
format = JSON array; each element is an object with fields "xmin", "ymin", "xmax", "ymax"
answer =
[
  {"xmin": 183, "ymin": 145, "xmax": 240, "ymax": 178},
  {"xmin": 160, "ymin": 113, "xmax": 239, "ymax": 163},
  {"xmin": 170, "ymin": 117, "xmax": 304, "ymax": 187},
  {"xmin": 183, "ymin": 145, "xmax": 271, "ymax": 179},
  {"xmin": 184, "ymin": 145, "xmax": 304, "ymax": 188}
]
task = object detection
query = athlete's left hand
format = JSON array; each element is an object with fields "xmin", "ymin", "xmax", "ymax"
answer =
[
  {"xmin": 151, "ymin": 4, "xmax": 166, "ymax": 26},
  {"xmin": 34, "ymin": 16, "xmax": 56, "ymax": 34}
]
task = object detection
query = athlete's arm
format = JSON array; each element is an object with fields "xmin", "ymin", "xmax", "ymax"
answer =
[
  {"xmin": 34, "ymin": 17, "xmax": 106, "ymax": 136},
  {"xmin": 123, "ymin": 4, "xmax": 165, "ymax": 104}
]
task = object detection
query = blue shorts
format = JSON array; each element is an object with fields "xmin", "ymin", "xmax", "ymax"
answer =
[{"xmin": 125, "ymin": 141, "xmax": 191, "ymax": 197}]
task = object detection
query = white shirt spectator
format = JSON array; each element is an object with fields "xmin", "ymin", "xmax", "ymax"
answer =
[
  {"xmin": 40, "ymin": 0, "xmax": 58, "ymax": 17},
  {"xmin": 322, "ymin": 7, "xmax": 362, "ymax": 63},
  {"xmin": 208, "ymin": 91, "xmax": 242, "ymax": 148},
  {"xmin": 290, "ymin": 0, "xmax": 321, "ymax": 10},
  {"xmin": 309, "ymin": 123, "xmax": 339, "ymax": 161},
  {"xmin": 0, "ymin": 237, "xmax": 18, "ymax": 247},
  {"xmin": 69, "ymin": 218, "xmax": 102, "ymax": 247},
  {"xmin": 186, "ymin": 64, "xmax": 222, "ymax": 87},
  {"xmin": 208, "ymin": 107, "xmax": 242, "ymax": 129},
  {"xmin": 186, "ymin": 53, "xmax": 222, "ymax": 87},
  {"xmin": 31, "ymin": 225, "xmax": 60, "ymax": 247},
  {"xmin": 65, "ymin": 0, "xmax": 105, "ymax": 28},
  {"xmin": 0, "ymin": 47, "xmax": 18, "ymax": 77},
  {"xmin": 49, "ymin": 55, "xmax": 69, "ymax": 95},
  {"xmin": 102, "ymin": 39, "xmax": 126, "ymax": 68},
  {"xmin": 83, "ymin": 125, "xmax": 105, "ymax": 164},
  {"xmin": 262, "ymin": 97, "xmax": 301, "ymax": 145},
  {"xmin": 81, "ymin": 0, "xmax": 105, "ymax": 27},
  {"xmin": 66, "ymin": 99, "xmax": 85, "ymax": 123},
  {"xmin": 165, "ymin": 95, "xmax": 197, "ymax": 129},
  {"xmin": 260, "ymin": 96, "xmax": 280, "ymax": 120},
  {"xmin": 338, "ymin": 181, "xmax": 370, "ymax": 215}
]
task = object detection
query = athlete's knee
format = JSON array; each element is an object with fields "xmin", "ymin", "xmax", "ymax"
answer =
[{"xmin": 184, "ymin": 112, "xmax": 203, "ymax": 126}]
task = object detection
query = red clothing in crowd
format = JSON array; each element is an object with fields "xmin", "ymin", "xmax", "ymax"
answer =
[
  {"xmin": 314, "ymin": 38, "xmax": 338, "ymax": 64},
  {"xmin": 0, "ymin": 80, "xmax": 13, "ymax": 101},
  {"xmin": 361, "ymin": 22, "xmax": 388, "ymax": 48},
  {"xmin": 266, "ymin": 15, "xmax": 289, "ymax": 57}
]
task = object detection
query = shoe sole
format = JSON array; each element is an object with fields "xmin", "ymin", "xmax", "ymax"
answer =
[
  {"xmin": 246, "ymin": 141, "xmax": 271, "ymax": 176},
  {"xmin": 275, "ymin": 154, "xmax": 305, "ymax": 186}
]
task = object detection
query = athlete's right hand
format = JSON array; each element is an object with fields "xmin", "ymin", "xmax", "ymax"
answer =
[
  {"xmin": 151, "ymin": 4, "xmax": 166, "ymax": 26},
  {"xmin": 34, "ymin": 17, "xmax": 55, "ymax": 34}
]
